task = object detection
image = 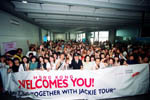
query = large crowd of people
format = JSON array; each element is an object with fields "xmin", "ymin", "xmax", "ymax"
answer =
[{"xmin": 0, "ymin": 40, "xmax": 150, "ymax": 73}]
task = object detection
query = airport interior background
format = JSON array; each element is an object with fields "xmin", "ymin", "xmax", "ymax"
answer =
[
  {"xmin": 0, "ymin": 0, "xmax": 150, "ymax": 100},
  {"xmin": 0, "ymin": 0, "xmax": 150, "ymax": 55}
]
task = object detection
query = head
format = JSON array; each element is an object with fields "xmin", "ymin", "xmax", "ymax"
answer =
[
  {"xmin": 13, "ymin": 58, "xmax": 20, "ymax": 66},
  {"xmin": 53, "ymin": 53, "xmax": 58, "ymax": 60},
  {"xmin": 8, "ymin": 59, "xmax": 13, "ymax": 67},
  {"xmin": 84, "ymin": 55, "xmax": 90, "ymax": 62},
  {"xmin": 109, "ymin": 58, "xmax": 115, "ymax": 65},
  {"xmin": 17, "ymin": 48, "xmax": 23, "ymax": 55},
  {"xmin": 95, "ymin": 58, "xmax": 100, "ymax": 65},
  {"xmin": 22, "ymin": 56, "xmax": 29, "ymax": 63},
  {"xmin": 129, "ymin": 55, "xmax": 134, "ymax": 61},
  {"xmin": 31, "ymin": 56, "xmax": 37, "ymax": 63},
  {"xmin": 39, "ymin": 56, "xmax": 44, "ymax": 63},
  {"xmin": 44, "ymin": 57, "xmax": 49, "ymax": 63},
  {"xmin": 30, "ymin": 47, "xmax": 35, "ymax": 51},
  {"xmin": 29, "ymin": 53, "xmax": 33, "ymax": 59},
  {"xmin": 0, "ymin": 56, "xmax": 6, "ymax": 63},
  {"xmin": 60, "ymin": 53, "xmax": 65, "ymax": 60},
  {"xmin": 114, "ymin": 56, "xmax": 119, "ymax": 62},
  {"xmin": 49, "ymin": 56, "xmax": 54, "ymax": 62},
  {"xmin": 90, "ymin": 55, "xmax": 95, "ymax": 62},
  {"xmin": 100, "ymin": 53, "xmax": 105, "ymax": 59},
  {"xmin": 143, "ymin": 57, "xmax": 149, "ymax": 63},
  {"xmin": 74, "ymin": 53, "xmax": 79, "ymax": 61}
]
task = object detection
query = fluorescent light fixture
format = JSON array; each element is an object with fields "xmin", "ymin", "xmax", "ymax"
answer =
[{"xmin": 22, "ymin": 0, "xmax": 28, "ymax": 3}]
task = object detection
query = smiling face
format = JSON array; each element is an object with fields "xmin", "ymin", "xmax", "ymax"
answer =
[
  {"xmin": 49, "ymin": 56, "xmax": 54, "ymax": 62},
  {"xmin": 85, "ymin": 56, "xmax": 90, "ymax": 62},
  {"xmin": 14, "ymin": 59, "xmax": 20, "ymax": 66},
  {"xmin": 23, "ymin": 57, "xmax": 28, "ymax": 63}
]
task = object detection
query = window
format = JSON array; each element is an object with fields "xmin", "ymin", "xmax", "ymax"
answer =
[
  {"xmin": 76, "ymin": 33, "xmax": 86, "ymax": 42},
  {"xmin": 90, "ymin": 31, "xmax": 109, "ymax": 43},
  {"xmin": 99, "ymin": 31, "xmax": 109, "ymax": 42},
  {"xmin": 94, "ymin": 31, "xmax": 99, "ymax": 41}
]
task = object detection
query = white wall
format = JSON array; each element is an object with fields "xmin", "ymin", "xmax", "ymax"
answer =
[
  {"xmin": 53, "ymin": 32, "xmax": 77, "ymax": 41},
  {"xmin": 54, "ymin": 33, "xmax": 65, "ymax": 40},
  {"xmin": 0, "ymin": 10, "xmax": 40, "ymax": 55}
]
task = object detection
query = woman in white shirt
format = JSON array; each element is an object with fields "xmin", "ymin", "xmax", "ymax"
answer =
[
  {"xmin": 49, "ymin": 55, "xmax": 56, "ymax": 70},
  {"xmin": 82, "ymin": 55, "xmax": 93, "ymax": 70},
  {"xmin": 19, "ymin": 56, "xmax": 29, "ymax": 72},
  {"xmin": 44, "ymin": 57, "xmax": 51, "ymax": 71}
]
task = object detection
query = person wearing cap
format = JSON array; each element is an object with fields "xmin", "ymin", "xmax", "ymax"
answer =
[{"xmin": 69, "ymin": 53, "xmax": 83, "ymax": 69}]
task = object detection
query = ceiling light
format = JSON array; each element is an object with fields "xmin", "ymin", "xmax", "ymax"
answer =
[{"xmin": 22, "ymin": 0, "xmax": 28, "ymax": 3}]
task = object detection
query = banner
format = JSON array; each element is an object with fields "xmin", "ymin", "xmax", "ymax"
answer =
[
  {"xmin": 1, "ymin": 41, "xmax": 16, "ymax": 54},
  {"xmin": 4, "ymin": 64, "xmax": 150, "ymax": 99}
]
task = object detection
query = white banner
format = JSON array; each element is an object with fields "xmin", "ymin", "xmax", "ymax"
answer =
[{"xmin": 2, "ymin": 64, "xmax": 150, "ymax": 99}]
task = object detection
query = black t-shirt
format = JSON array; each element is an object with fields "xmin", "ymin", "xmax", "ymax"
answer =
[{"xmin": 12, "ymin": 65, "xmax": 19, "ymax": 72}]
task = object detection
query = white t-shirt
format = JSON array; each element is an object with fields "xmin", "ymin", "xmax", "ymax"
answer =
[
  {"xmin": 26, "ymin": 51, "xmax": 37, "ymax": 57},
  {"xmin": 19, "ymin": 63, "xmax": 28, "ymax": 72},
  {"xmin": 51, "ymin": 62, "xmax": 56, "ymax": 70},
  {"xmin": 46, "ymin": 62, "xmax": 51, "ymax": 69},
  {"xmin": 83, "ymin": 62, "xmax": 94, "ymax": 70}
]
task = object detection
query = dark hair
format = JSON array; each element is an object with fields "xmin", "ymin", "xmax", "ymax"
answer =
[
  {"xmin": 22, "ymin": 56, "xmax": 29, "ymax": 63},
  {"xmin": 49, "ymin": 55, "xmax": 55, "ymax": 63},
  {"xmin": 0, "ymin": 55, "xmax": 6, "ymax": 62},
  {"xmin": 13, "ymin": 58, "xmax": 20, "ymax": 64},
  {"xmin": 84, "ymin": 55, "xmax": 90, "ymax": 62},
  {"xmin": 31, "ymin": 56, "xmax": 37, "ymax": 61},
  {"xmin": 44, "ymin": 57, "xmax": 49, "ymax": 62},
  {"xmin": 120, "ymin": 59, "xmax": 126, "ymax": 65},
  {"xmin": 90, "ymin": 55, "xmax": 95, "ymax": 61},
  {"xmin": 29, "ymin": 53, "xmax": 33, "ymax": 57},
  {"xmin": 17, "ymin": 48, "xmax": 22, "ymax": 52},
  {"xmin": 95, "ymin": 57, "xmax": 100, "ymax": 61},
  {"xmin": 109, "ymin": 57, "xmax": 115, "ymax": 64}
]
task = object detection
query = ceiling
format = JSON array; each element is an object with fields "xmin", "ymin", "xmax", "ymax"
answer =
[{"xmin": 1, "ymin": 0, "xmax": 150, "ymax": 32}]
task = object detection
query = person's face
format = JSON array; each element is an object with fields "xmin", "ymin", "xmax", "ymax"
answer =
[
  {"xmin": 91, "ymin": 57, "xmax": 95, "ymax": 62},
  {"xmin": 14, "ymin": 60, "xmax": 19, "ymax": 66},
  {"xmin": 95, "ymin": 59, "xmax": 100, "ymax": 65},
  {"xmin": 101, "ymin": 54, "xmax": 105, "ymax": 59},
  {"xmin": 60, "ymin": 54, "xmax": 65, "ymax": 60},
  {"xmin": 54, "ymin": 54, "xmax": 57, "ymax": 59},
  {"xmin": 49, "ymin": 57, "xmax": 54, "ymax": 62},
  {"xmin": 109, "ymin": 59, "xmax": 114, "ymax": 65},
  {"xmin": 18, "ymin": 50, "xmax": 22, "ymax": 54},
  {"xmin": 86, "ymin": 56, "xmax": 90, "ymax": 62},
  {"xmin": 143, "ymin": 57, "xmax": 148, "ymax": 63},
  {"xmin": 31, "ymin": 48, "xmax": 34, "ymax": 51},
  {"xmin": 44, "ymin": 59, "xmax": 48, "ymax": 63},
  {"xmin": 74, "ymin": 56, "xmax": 79, "ymax": 61},
  {"xmin": 106, "ymin": 55, "xmax": 110, "ymax": 59},
  {"xmin": 8, "ymin": 61, "xmax": 13, "ymax": 67},
  {"xmin": 32, "ymin": 58, "xmax": 36, "ymax": 62},
  {"xmin": 0, "ymin": 57, "xmax": 5, "ymax": 63},
  {"xmin": 129, "ymin": 56, "xmax": 134, "ymax": 60},
  {"xmin": 23, "ymin": 58, "xmax": 27, "ymax": 63},
  {"xmin": 114, "ymin": 57, "xmax": 119, "ymax": 61},
  {"xmin": 39, "ymin": 57, "xmax": 43, "ymax": 62}
]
